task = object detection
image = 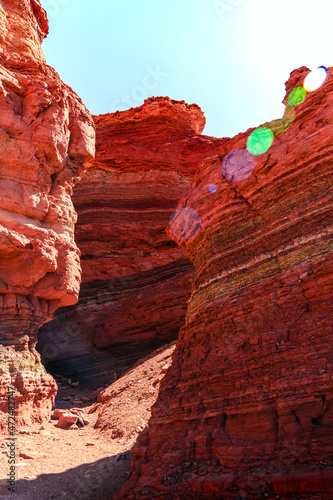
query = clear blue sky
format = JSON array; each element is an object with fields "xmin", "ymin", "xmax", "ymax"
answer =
[{"xmin": 42, "ymin": 0, "xmax": 333, "ymax": 138}]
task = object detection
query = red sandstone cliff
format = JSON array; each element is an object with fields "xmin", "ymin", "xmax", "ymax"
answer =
[
  {"xmin": 116, "ymin": 67, "xmax": 333, "ymax": 498},
  {"xmin": 0, "ymin": 0, "xmax": 95, "ymax": 429},
  {"xmin": 37, "ymin": 98, "xmax": 227, "ymax": 384}
]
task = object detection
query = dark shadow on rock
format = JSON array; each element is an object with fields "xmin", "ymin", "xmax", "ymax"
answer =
[{"xmin": 0, "ymin": 449, "xmax": 133, "ymax": 500}]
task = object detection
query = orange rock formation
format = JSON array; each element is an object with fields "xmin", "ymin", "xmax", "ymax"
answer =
[
  {"xmin": 0, "ymin": 0, "xmax": 95, "ymax": 429},
  {"xmin": 116, "ymin": 67, "xmax": 333, "ymax": 498},
  {"xmin": 37, "ymin": 98, "xmax": 226, "ymax": 384}
]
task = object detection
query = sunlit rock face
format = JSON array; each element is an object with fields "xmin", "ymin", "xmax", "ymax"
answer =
[
  {"xmin": 0, "ymin": 0, "xmax": 95, "ymax": 429},
  {"xmin": 116, "ymin": 67, "xmax": 333, "ymax": 498},
  {"xmin": 37, "ymin": 98, "xmax": 227, "ymax": 385}
]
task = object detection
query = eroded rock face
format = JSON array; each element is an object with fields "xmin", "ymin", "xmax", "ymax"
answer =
[
  {"xmin": 116, "ymin": 68, "xmax": 333, "ymax": 498},
  {"xmin": 0, "ymin": 0, "xmax": 95, "ymax": 429},
  {"xmin": 37, "ymin": 98, "xmax": 226, "ymax": 384},
  {"xmin": 95, "ymin": 341, "xmax": 176, "ymax": 444}
]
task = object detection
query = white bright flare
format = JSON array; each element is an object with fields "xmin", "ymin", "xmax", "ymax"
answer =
[{"xmin": 303, "ymin": 67, "xmax": 327, "ymax": 92}]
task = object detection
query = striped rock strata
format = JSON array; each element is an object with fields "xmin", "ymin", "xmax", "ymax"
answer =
[
  {"xmin": 0, "ymin": 0, "xmax": 95, "ymax": 429},
  {"xmin": 116, "ymin": 67, "xmax": 333, "ymax": 498},
  {"xmin": 37, "ymin": 98, "xmax": 226, "ymax": 384}
]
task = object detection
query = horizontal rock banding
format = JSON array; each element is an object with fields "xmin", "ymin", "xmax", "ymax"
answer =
[
  {"xmin": 116, "ymin": 67, "xmax": 333, "ymax": 498},
  {"xmin": 38, "ymin": 98, "xmax": 226, "ymax": 384}
]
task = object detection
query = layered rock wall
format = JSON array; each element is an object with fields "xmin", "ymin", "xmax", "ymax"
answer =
[
  {"xmin": 0, "ymin": 0, "xmax": 95, "ymax": 429},
  {"xmin": 117, "ymin": 67, "xmax": 333, "ymax": 498},
  {"xmin": 37, "ymin": 98, "xmax": 226, "ymax": 384}
]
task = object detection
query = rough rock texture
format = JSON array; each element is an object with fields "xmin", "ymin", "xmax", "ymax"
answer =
[
  {"xmin": 0, "ymin": 0, "xmax": 95, "ymax": 430},
  {"xmin": 37, "ymin": 98, "xmax": 226, "ymax": 384},
  {"xmin": 116, "ymin": 67, "xmax": 333, "ymax": 498},
  {"xmin": 95, "ymin": 342, "xmax": 176, "ymax": 443}
]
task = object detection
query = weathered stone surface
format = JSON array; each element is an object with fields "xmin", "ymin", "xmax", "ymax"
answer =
[
  {"xmin": 116, "ymin": 67, "xmax": 333, "ymax": 498},
  {"xmin": 0, "ymin": 0, "xmax": 95, "ymax": 430},
  {"xmin": 51, "ymin": 408, "xmax": 67, "ymax": 420},
  {"xmin": 95, "ymin": 342, "xmax": 176, "ymax": 443},
  {"xmin": 37, "ymin": 98, "xmax": 226, "ymax": 384},
  {"xmin": 56, "ymin": 412, "xmax": 78, "ymax": 429}
]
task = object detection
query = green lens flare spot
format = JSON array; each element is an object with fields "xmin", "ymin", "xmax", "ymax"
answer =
[
  {"xmin": 247, "ymin": 127, "xmax": 274, "ymax": 155},
  {"xmin": 288, "ymin": 86, "xmax": 307, "ymax": 106}
]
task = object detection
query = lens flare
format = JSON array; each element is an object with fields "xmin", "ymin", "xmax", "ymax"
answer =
[
  {"xmin": 246, "ymin": 127, "xmax": 274, "ymax": 156},
  {"xmin": 208, "ymin": 184, "xmax": 217, "ymax": 193},
  {"xmin": 222, "ymin": 149, "xmax": 254, "ymax": 181},
  {"xmin": 169, "ymin": 207, "xmax": 202, "ymax": 241},
  {"xmin": 303, "ymin": 66, "xmax": 327, "ymax": 92},
  {"xmin": 288, "ymin": 86, "xmax": 307, "ymax": 106},
  {"xmin": 264, "ymin": 104, "xmax": 296, "ymax": 136},
  {"xmin": 279, "ymin": 104, "xmax": 296, "ymax": 132}
]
